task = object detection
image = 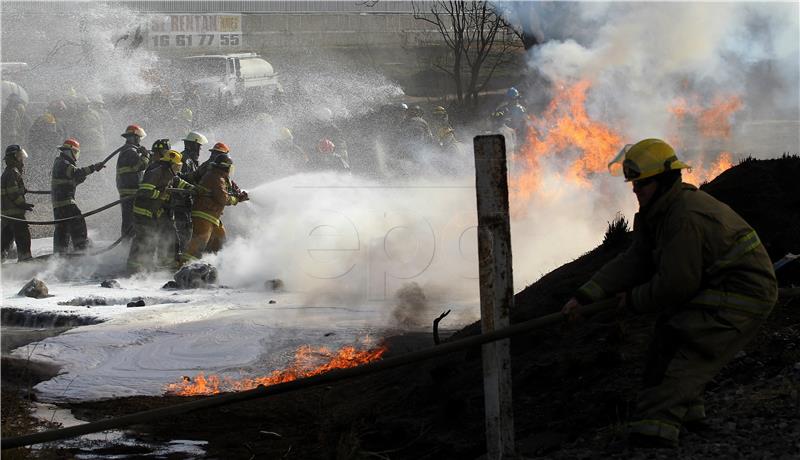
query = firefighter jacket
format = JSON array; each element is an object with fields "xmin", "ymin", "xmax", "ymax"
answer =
[
  {"xmin": 51, "ymin": 154, "xmax": 98, "ymax": 209},
  {"xmin": 116, "ymin": 143, "xmax": 150, "ymax": 197},
  {"xmin": 577, "ymin": 181, "xmax": 777, "ymax": 319},
  {"xmin": 192, "ymin": 166, "xmax": 238, "ymax": 227},
  {"xmin": 1, "ymin": 165, "xmax": 31, "ymax": 217},
  {"xmin": 133, "ymin": 162, "xmax": 193, "ymax": 220}
]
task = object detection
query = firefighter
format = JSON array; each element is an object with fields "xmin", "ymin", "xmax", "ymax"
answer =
[
  {"xmin": 187, "ymin": 141, "xmax": 244, "ymax": 201},
  {"xmin": 309, "ymin": 139, "xmax": 350, "ymax": 172},
  {"xmin": 430, "ymin": 106, "xmax": 457, "ymax": 147},
  {"xmin": 403, "ymin": 105, "xmax": 434, "ymax": 146},
  {"xmin": 51, "ymin": 138, "xmax": 105, "ymax": 254},
  {"xmin": 116, "ymin": 124, "xmax": 150, "ymax": 240},
  {"xmin": 27, "ymin": 101, "xmax": 68, "ymax": 189},
  {"xmin": 494, "ymin": 87, "xmax": 527, "ymax": 137},
  {"xmin": 180, "ymin": 154, "xmax": 248, "ymax": 265},
  {"xmin": 127, "ymin": 149, "xmax": 193, "ymax": 272},
  {"xmin": 274, "ymin": 128, "xmax": 309, "ymax": 170},
  {"xmin": 2, "ymin": 93, "xmax": 32, "ymax": 147},
  {"xmin": 174, "ymin": 131, "xmax": 208, "ymax": 257},
  {"xmin": 561, "ymin": 139, "xmax": 778, "ymax": 448},
  {"xmin": 73, "ymin": 95, "xmax": 105, "ymax": 163},
  {"xmin": 1, "ymin": 145, "xmax": 34, "ymax": 261}
]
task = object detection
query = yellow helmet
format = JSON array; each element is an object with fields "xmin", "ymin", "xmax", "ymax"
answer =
[
  {"xmin": 161, "ymin": 149, "xmax": 183, "ymax": 166},
  {"xmin": 608, "ymin": 138, "xmax": 689, "ymax": 182}
]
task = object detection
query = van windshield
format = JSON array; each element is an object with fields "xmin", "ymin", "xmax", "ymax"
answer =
[{"xmin": 181, "ymin": 58, "xmax": 227, "ymax": 79}]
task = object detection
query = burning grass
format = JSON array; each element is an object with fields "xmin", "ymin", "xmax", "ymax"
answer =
[{"xmin": 165, "ymin": 344, "xmax": 388, "ymax": 396}]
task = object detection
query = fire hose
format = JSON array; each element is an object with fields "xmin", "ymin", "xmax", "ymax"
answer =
[
  {"xmin": 0, "ymin": 196, "xmax": 134, "ymax": 225},
  {"xmin": 0, "ymin": 298, "xmax": 619, "ymax": 450}
]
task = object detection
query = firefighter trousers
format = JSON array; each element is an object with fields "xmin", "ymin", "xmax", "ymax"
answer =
[
  {"xmin": 181, "ymin": 218, "xmax": 225, "ymax": 263},
  {"xmin": 128, "ymin": 214, "xmax": 179, "ymax": 271},
  {"xmin": 53, "ymin": 204, "xmax": 89, "ymax": 254},
  {"xmin": 1, "ymin": 217, "xmax": 32, "ymax": 261},
  {"xmin": 120, "ymin": 196, "xmax": 135, "ymax": 240},
  {"xmin": 629, "ymin": 307, "xmax": 763, "ymax": 444},
  {"xmin": 173, "ymin": 207, "xmax": 192, "ymax": 256}
]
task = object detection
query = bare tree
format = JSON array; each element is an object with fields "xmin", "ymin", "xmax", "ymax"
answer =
[{"xmin": 413, "ymin": 0, "xmax": 523, "ymax": 105}]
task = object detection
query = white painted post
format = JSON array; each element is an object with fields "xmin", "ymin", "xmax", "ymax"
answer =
[{"xmin": 473, "ymin": 134, "xmax": 516, "ymax": 459}]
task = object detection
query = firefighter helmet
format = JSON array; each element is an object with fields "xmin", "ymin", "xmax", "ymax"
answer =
[
  {"xmin": 182, "ymin": 131, "xmax": 208, "ymax": 145},
  {"xmin": 161, "ymin": 149, "xmax": 183, "ymax": 166},
  {"xmin": 59, "ymin": 138, "xmax": 80, "ymax": 152},
  {"xmin": 213, "ymin": 154, "xmax": 233, "ymax": 171},
  {"xmin": 151, "ymin": 138, "xmax": 171, "ymax": 152},
  {"xmin": 59, "ymin": 138, "xmax": 80, "ymax": 161},
  {"xmin": 608, "ymin": 139, "xmax": 690, "ymax": 182},
  {"xmin": 122, "ymin": 124, "xmax": 147, "ymax": 139},
  {"xmin": 210, "ymin": 142, "xmax": 230, "ymax": 154},
  {"xmin": 4, "ymin": 145, "xmax": 28, "ymax": 161},
  {"xmin": 317, "ymin": 139, "xmax": 335, "ymax": 155},
  {"xmin": 180, "ymin": 108, "xmax": 193, "ymax": 122},
  {"xmin": 279, "ymin": 127, "xmax": 293, "ymax": 141},
  {"xmin": 506, "ymin": 87, "xmax": 520, "ymax": 99}
]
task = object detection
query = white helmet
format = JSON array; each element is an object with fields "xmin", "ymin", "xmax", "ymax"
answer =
[
  {"xmin": 314, "ymin": 106, "xmax": 333, "ymax": 122},
  {"xmin": 182, "ymin": 131, "xmax": 208, "ymax": 145}
]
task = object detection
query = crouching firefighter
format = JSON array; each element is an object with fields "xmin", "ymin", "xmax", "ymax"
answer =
[
  {"xmin": 180, "ymin": 154, "xmax": 248, "ymax": 265},
  {"xmin": 1, "ymin": 145, "xmax": 34, "ymax": 261},
  {"xmin": 127, "ymin": 150, "xmax": 193, "ymax": 272},
  {"xmin": 562, "ymin": 139, "xmax": 778, "ymax": 448},
  {"xmin": 51, "ymin": 138, "xmax": 106, "ymax": 254},
  {"xmin": 116, "ymin": 124, "xmax": 150, "ymax": 240}
]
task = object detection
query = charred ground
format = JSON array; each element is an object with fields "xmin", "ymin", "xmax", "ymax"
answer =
[{"xmin": 4, "ymin": 156, "xmax": 799, "ymax": 459}]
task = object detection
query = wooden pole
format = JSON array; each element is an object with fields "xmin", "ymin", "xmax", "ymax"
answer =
[{"xmin": 473, "ymin": 134, "xmax": 516, "ymax": 459}]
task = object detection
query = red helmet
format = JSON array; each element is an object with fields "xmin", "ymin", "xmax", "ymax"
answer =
[
  {"xmin": 210, "ymin": 142, "xmax": 230, "ymax": 154},
  {"xmin": 317, "ymin": 139, "xmax": 335, "ymax": 155},
  {"xmin": 60, "ymin": 138, "xmax": 80, "ymax": 151},
  {"xmin": 122, "ymin": 124, "xmax": 147, "ymax": 138}
]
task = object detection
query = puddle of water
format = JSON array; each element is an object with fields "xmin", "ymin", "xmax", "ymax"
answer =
[{"xmin": 31, "ymin": 403, "xmax": 208, "ymax": 459}]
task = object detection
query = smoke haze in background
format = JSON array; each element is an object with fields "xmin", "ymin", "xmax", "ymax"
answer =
[{"xmin": 503, "ymin": 1, "xmax": 800, "ymax": 147}]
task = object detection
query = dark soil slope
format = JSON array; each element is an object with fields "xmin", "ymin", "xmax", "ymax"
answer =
[{"xmin": 19, "ymin": 157, "xmax": 800, "ymax": 460}]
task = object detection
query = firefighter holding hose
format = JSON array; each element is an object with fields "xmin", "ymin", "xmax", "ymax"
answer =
[
  {"xmin": 562, "ymin": 139, "xmax": 777, "ymax": 448},
  {"xmin": 115, "ymin": 124, "xmax": 150, "ymax": 240},
  {"xmin": 51, "ymin": 138, "xmax": 106, "ymax": 254},
  {"xmin": 1, "ymin": 145, "xmax": 34, "ymax": 261}
]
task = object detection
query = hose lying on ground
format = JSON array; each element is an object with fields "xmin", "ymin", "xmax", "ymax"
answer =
[{"xmin": 0, "ymin": 196, "xmax": 134, "ymax": 225}]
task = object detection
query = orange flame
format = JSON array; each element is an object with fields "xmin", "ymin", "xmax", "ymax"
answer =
[
  {"xmin": 669, "ymin": 94, "xmax": 743, "ymax": 141},
  {"xmin": 166, "ymin": 344, "xmax": 387, "ymax": 396},
  {"xmin": 684, "ymin": 151, "xmax": 734, "ymax": 186},
  {"xmin": 510, "ymin": 80, "xmax": 623, "ymax": 208}
]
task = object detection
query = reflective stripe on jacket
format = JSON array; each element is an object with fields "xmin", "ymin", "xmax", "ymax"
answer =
[
  {"xmin": 191, "ymin": 166, "xmax": 237, "ymax": 227},
  {"xmin": 133, "ymin": 163, "xmax": 192, "ymax": 219},
  {"xmin": 577, "ymin": 181, "xmax": 777, "ymax": 318}
]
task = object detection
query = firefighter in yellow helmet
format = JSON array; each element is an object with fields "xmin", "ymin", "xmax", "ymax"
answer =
[
  {"xmin": 180, "ymin": 154, "xmax": 248, "ymax": 265},
  {"xmin": 562, "ymin": 139, "xmax": 777, "ymax": 448},
  {"xmin": 127, "ymin": 149, "xmax": 193, "ymax": 272}
]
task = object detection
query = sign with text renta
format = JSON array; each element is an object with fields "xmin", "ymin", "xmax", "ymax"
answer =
[{"xmin": 146, "ymin": 14, "xmax": 242, "ymax": 49}]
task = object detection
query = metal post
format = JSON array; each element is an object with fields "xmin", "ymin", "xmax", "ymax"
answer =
[{"xmin": 473, "ymin": 134, "xmax": 516, "ymax": 459}]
